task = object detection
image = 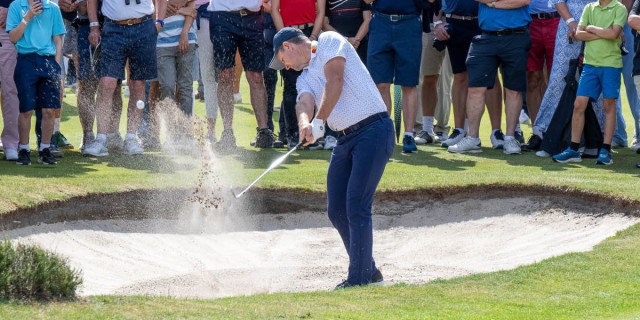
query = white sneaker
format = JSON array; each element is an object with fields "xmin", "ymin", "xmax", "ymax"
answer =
[
  {"xmin": 415, "ymin": 130, "xmax": 439, "ymax": 145},
  {"xmin": 519, "ymin": 109, "xmax": 530, "ymax": 124},
  {"xmin": 80, "ymin": 132, "xmax": 96, "ymax": 151},
  {"xmin": 107, "ymin": 132, "xmax": 124, "ymax": 152},
  {"xmin": 631, "ymin": 137, "xmax": 640, "ymax": 151},
  {"xmin": 123, "ymin": 137, "xmax": 144, "ymax": 155},
  {"xmin": 448, "ymin": 136, "xmax": 482, "ymax": 153},
  {"xmin": 490, "ymin": 130, "xmax": 505, "ymax": 149},
  {"xmin": 441, "ymin": 129, "xmax": 464, "ymax": 148},
  {"xmin": 4, "ymin": 148, "xmax": 18, "ymax": 160},
  {"xmin": 123, "ymin": 85, "xmax": 130, "ymax": 98},
  {"xmin": 82, "ymin": 139, "xmax": 109, "ymax": 157},
  {"xmin": 503, "ymin": 139, "xmax": 521, "ymax": 154},
  {"xmin": 0, "ymin": 141, "xmax": 3, "ymax": 151},
  {"xmin": 324, "ymin": 135, "xmax": 337, "ymax": 150},
  {"xmin": 233, "ymin": 92, "xmax": 242, "ymax": 104},
  {"xmin": 536, "ymin": 150, "xmax": 550, "ymax": 157}
]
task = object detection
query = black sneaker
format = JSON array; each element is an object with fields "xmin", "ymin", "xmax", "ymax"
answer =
[
  {"xmin": 522, "ymin": 134, "xmax": 542, "ymax": 152},
  {"xmin": 16, "ymin": 149, "xmax": 30, "ymax": 165},
  {"xmin": 214, "ymin": 129, "xmax": 236, "ymax": 153},
  {"xmin": 38, "ymin": 148, "xmax": 57, "ymax": 165},
  {"xmin": 254, "ymin": 128, "xmax": 275, "ymax": 148},
  {"xmin": 515, "ymin": 130, "xmax": 525, "ymax": 144}
]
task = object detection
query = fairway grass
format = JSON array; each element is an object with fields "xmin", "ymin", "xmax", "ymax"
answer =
[{"xmin": 0, "ymin": 83, "xmax": 639, "ymax": 318}]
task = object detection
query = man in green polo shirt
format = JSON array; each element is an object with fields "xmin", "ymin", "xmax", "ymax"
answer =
[{"xmin": 552, "ymin": 0, "xmax": 627, "ymax": 165}]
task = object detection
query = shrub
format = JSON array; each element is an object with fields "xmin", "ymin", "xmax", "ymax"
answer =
[{"xmin": 0, "ymin": 239, "xmax": 82, "ymax": 301}]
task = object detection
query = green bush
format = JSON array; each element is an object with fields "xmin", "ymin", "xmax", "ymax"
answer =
[{"xmin": 0, "ymin": 239, "xmax": 82, "ymax": 301}]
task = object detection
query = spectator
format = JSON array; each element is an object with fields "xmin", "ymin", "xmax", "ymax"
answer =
[
  {"xmin": 156, "ymin": 0, "xmax": 197, "ymax": 145},
  {"xmin": 324, "ymin": 0, "xmax": 371, "ymax": 64},
  {"xmin": 83, "ymin": 0, "xmax": 166, "ymax": 157},
  {"xmin": 630, "ymin": 0, "xmax": 640, "ymax": 165},
  {"xmin": 262, "ymin": 0, "xmax": 278, "ymax": 138},
  {"xmin": 7, "ymin": 0, "xmax": 66, "ymax": 165},
  {"xmin": 0, "ymin": 1, "xmax": 19, "ymax": 161},
  {"xmin": 193, "ymin": 0, "xmax": 219, "ymax": 144},
  {"xmin": 448, "ymin": 0, "xmax": 530, "ymax": 154},
  {"xmin": 271, "ymin": 0, "xmax": 325, "ymax": 149},
  {"xmin": 521, "ymin": 0, "xmax": 560, "ymax": 151},
  {"xmin": 364, "ymin": 0, "xmax": 426, "ymax": 153},
  {"xmin": 434, "ymin": 0, "xmax": 505, "ymax": 150},
  {"xmin": 208, "ymin": 0, "xmax": 274, "ymax": 152},
  {"xmin": 552, "ymin": 0, "xmax": 626, "ymax": 164}
]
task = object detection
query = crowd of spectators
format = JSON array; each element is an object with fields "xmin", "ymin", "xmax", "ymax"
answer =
[{"xmin": 1, "ymin": 0, "xmax": 640, "ymax": 167}]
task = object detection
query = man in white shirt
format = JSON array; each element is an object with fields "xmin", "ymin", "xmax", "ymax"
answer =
[
  {"xmin": 83, "ymin": 0, "xmax": 166, "ymax": 157},
  {"xmin": 270, "ymin": 27, "xmax": 394, "ymax": 289},
  {"xmin": 207, "ymin": 0, "xmax": 273, "ymax": 151}
]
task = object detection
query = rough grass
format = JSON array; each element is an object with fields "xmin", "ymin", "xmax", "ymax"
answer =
[{"xmin": 0, "ymin": 240, "xmax": 82, "ymax": 301}]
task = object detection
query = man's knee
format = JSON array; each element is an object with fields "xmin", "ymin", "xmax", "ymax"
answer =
[
  {"xmin": 573, "ymin": 97, "xmax": 589, "ymax": 113},
  {"xmin": 423, "ymin": 74, "xmax": 439, "ymax": 88},
  {"xmin": 527, "ymin": 71, "xmax": 542, "ymax": 87}
]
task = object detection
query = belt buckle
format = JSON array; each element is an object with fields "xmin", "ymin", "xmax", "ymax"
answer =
[
  {"xmin": 390, "ymin": 15, "xmax": 400, "ymax": 22},
  {"xmin": 239, "ymin": 8, "xmax": 248, "ymax": 17},
  {"xmin": 126, "ymin": 19, "xmax": 134, "ymax": 26}
]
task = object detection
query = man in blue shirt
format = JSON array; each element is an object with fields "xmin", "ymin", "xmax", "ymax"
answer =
[
  {"xmin": 447, "ymin": 0, "xmax": 531, "ymax": 155},
  {"xmin": 7, "ymin": 0, "xmax": 66, "ymax": 165},
  {"xmin": 364, "ymin": 0, "xmax": 427, "ymax": 153}
]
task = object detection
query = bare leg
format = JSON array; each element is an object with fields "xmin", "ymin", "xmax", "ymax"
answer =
[
  {"xmin": 466, "ymin": 87, "xmax": 488, "ymax": 139},
  {"xmin": 486, "ymin": 76, "xmax": 502, "ymax": 131},
  {"xmin": 451, "ymin": 72, "xmax": 468, "ymax": 129},
  {"xmin": 246, "ymin": 70, "xmax": 268, "ymax": 129},
  {"xmin": 217, "ymin": 68, "xmax": 235, "ymax": 130},
  {"xmin": 401, "ymin": 86, "xmax": 418, "ymax": 133},
  {"xmin": 570, "ymin": 96, "xmax": 589, "ymax": 143}
]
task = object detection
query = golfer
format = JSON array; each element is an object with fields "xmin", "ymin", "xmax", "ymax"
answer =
[{"xmin": 270, "ymin": 27, "xmax": 395, "ymax": 289}]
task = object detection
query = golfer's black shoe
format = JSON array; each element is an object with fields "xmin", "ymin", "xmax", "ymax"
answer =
[
  {"xmin": 372, "ymin": 268, "xmax": 384, "ymax": 284},
  {"xmin": 334, "ymin": 280, "xmax": 356, "ymax": 290},
  {"xmin": 254, "ymin": 127, "xmax": 275, "ymax": 148},
  {"xmin": 522, "ymin": 134, "xmax": 542, "ymax": 152}
]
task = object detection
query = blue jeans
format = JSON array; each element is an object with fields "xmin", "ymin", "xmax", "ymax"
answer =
[
  {"xmin": 327, "ymin": 116, "xmax": 394, "ymax": 285},
  {"xmin": 613, "ymin": 24, "xmax": 640, "ymax": 145}
]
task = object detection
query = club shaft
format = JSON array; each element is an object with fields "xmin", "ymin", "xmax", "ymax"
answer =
[{"xmin": 235, "ymin": 142, "xmax": 303, "ymax": 198}]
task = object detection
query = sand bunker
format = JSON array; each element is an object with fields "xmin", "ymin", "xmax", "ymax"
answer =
[{"xmin": 6, "ymin": 195, "xmax": 639, "ymax": 299}]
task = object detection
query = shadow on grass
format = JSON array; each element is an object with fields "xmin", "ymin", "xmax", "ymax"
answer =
[{"xmin": 0, "ymin": 151, "xmax": 195, "ymax": 177}]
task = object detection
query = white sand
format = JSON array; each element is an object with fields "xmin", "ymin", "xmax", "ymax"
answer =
[{"xmin": 6, "ymin": 196, "xmax": 638, "ymax": 299}]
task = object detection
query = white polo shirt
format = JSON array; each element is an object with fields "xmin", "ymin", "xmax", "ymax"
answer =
[
  {"xmin": 207, "ymin": 0, "xmax": 262, "ymax": 12},
  {"xmin": 101, "ymin": 0, "xmax": 154, "ymax": 21},
  {"xmin": 296, "ymin": 31, "xmax": 387, "ymax": 132}
]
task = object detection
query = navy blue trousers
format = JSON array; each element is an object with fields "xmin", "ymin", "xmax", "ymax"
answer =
[{"xmin": 327, "ymin": 116, "xmax": 394, "ymax": 285}]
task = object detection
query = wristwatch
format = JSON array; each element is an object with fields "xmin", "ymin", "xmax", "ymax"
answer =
[{"xmin": 433, "ymin": 20, "xmax": 444, "ymax": 27}]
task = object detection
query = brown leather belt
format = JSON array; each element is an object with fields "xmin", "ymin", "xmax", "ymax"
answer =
[{"xmin": 106, "ymin": 15, "xmax": 152, "ymax": 26}]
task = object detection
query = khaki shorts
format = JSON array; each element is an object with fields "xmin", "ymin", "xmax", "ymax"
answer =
[{"xmin": 420, "ymin": 31, "xmax": 446, "ymax": 77}]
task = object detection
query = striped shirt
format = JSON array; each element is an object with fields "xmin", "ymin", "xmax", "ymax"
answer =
[
  {"xmin": 157, "ymin": 15, "xmax": 197, "ymax": 48},
  {"xmin": 296, "ymin": 31, "xmax": 386, "ymax": 131}
]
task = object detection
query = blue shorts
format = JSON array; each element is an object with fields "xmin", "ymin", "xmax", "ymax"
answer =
[
  {"xmin": 445, "ymin": 18, "xmax": 481, "ymax": 74},
  {"xmin": 367, "ymin": 12, "xmax": 422, "ymax": 86},
  {"xmin": 77, "ymin": 24, "xmax": 98, "ymax": 81},
  {"xmin": 576, "ymin": 64, "xmax": 621, "ymax": 100},
  {"xmin": 466, "ymin": 30, "xmax": 530, "ymax": 91},
  {"xmin": 209, "ymin": 11, "xmax": 265, "ymax": 71},
  {"xmin": 14, "ymin": 53, "xmax": 61, "ymax": 113},
  {"xmin": 99, "ymin": 18, "xmax": 158, "ymax": 80}
]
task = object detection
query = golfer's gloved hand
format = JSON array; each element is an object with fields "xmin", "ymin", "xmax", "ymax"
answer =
[{"xmin": 311, "ymin": 118, "xmax": 325, "ymax": 141}]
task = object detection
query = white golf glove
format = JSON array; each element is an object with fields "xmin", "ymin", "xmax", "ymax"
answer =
[{"xmin": 311, "ymin": 118, "xmax": 325, "ymax": 141}]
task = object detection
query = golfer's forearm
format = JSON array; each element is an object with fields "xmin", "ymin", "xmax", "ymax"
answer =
[
  {"xmin": 296, "ymin": 95, "xmax": 315, "ymax": 126},
  {"xmin": 316, "ymin": 80, "xmax": 342, "ymax": 121}
]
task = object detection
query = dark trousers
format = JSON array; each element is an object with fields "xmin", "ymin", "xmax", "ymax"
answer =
[
  {"xmin": 327, "ymin": 116, "xmax": 394, "ymax": 285},
  {"xmin": 280, "ymin": 26, "xmax": 313, "ymax": 138},
  {"xmin": 263, "ymin": 13, "xmax": 277, "ymax": 131}
]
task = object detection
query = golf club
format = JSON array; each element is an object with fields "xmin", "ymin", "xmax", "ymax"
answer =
[{"xmin": 230, "ymin": 141, "xmax": 305, "ymax": 199}]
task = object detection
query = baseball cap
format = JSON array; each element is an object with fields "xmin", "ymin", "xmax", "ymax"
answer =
[{"xmin": 269, "ymin": 27, "xmax": 305, "ymax": 70}]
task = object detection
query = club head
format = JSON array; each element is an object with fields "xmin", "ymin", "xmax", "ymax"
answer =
[{"xmin": 230, "ymin": 186, "xmax": 240, "ymax": 199}]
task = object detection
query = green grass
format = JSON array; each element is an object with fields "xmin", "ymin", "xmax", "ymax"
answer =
[{"xmin": 1, "ymin": 80, "xmax": 640, "ymax": 318}]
